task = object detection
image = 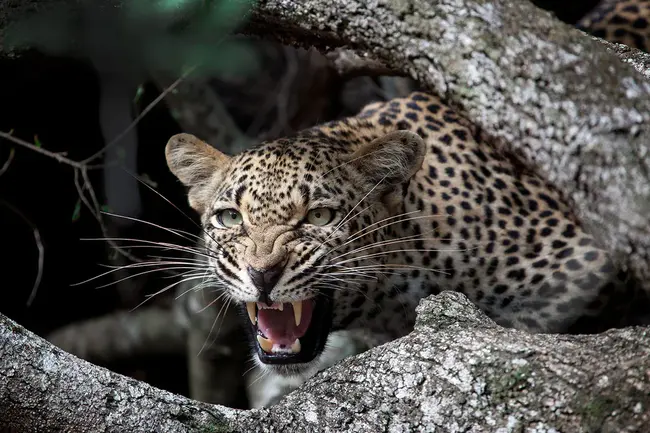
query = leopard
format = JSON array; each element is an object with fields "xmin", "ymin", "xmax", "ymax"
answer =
[
  {"xmin": 165, "ymin": 91, "xmax": 636, "ymax": 393},
  {"xmin": 577, "ymin": 0, "xmax": 650, "ymax": 52}
]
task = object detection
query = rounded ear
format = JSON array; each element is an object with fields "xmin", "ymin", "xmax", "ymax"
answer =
[
  {"xmin": 345, "ymin": 130, "xmax": 425, "ymax": 189},
  {"xmin": 165, "ymin": 133, "xmax": 231, "ymax": 213}
]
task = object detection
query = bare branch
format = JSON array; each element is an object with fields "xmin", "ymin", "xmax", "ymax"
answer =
[
  {"xmin": 81, "ymin": 65, "xmax": 198, "ymax": 165},
  {"xmin": 0, "ymin": 131, "xmax": 84, "ymax": 169},
  {"xmin": 0, "ymin": 200, "xmax": 44, "ymax": 306},
  {"xmin": 46, "ymin": 307, "xmax": 185, "ymax": 365},
  {"xmin": 0, "ymin": 147, "xmax": 15, "ymax": 176}
]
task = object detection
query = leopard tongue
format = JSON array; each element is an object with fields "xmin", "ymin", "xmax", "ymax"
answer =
[{"xmin": 257, "ymin": 300, "xmax": 313, "ymax": 347}]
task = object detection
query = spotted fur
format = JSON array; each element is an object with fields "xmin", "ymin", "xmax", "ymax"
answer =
[
  {"xmin": 167, "ymin": 92, "xmax": 635, "ymax": 378},
  {"xmin": 578, "ymin": 0, "xmax": 650, "ymax": 52}
]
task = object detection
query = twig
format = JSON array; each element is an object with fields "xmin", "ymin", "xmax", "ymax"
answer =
[
  {"xmin": 73, "ymin": 168, "xmax": 141, "ymax": 263},
  {"xmin": 80, "ymin": 65, "xmax": 198, "ymax": 165},
  {"xmin": 0, "ymin": 67, "xmax": 196, "ymax": 274},
  {"xmin": 0, "ymin": 200, "xmax": 44, "ymax": 306},
  {"xmin": 0, "ymin": 132, "xmax": 84, "ymax": 169},
  {"xmin": 0, "ymin": 148, "xmax": 15, "ymax": 176}
]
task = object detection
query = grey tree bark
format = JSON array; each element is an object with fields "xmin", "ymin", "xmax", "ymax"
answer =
[{"xmin": 2, "ymin": 292, "xmax": 649, "ymax": 432}]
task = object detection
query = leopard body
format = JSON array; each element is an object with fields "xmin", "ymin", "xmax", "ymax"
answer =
[{"xmin": 167, "ymin": 92, "xmax": 633, "ymax": 378}]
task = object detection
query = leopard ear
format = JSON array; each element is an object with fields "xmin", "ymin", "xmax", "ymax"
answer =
[
  {"xmin": 345, "ymin": 130, "xmax": 425, "ymax": 189},
  {"xmin": 165, "ymin": 133, "xmax": 231, "ymax": 213}
]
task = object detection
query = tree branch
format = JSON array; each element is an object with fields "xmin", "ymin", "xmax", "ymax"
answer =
[{"xmin": 2, "ymin": 292, "xmax": 649, "ymax": 432}]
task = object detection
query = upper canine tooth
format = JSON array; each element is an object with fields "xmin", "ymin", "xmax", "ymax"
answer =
[
  {"xmin": 292, "ymin": 301, "xmax": 302, "ymax": 327},
  {"xmin": 246, "ymin": 302, "xmax": 256, "ymax": 325},
  {"xmin": 277, "ymin": 303, "xmax": 284, "ymax": 311}
]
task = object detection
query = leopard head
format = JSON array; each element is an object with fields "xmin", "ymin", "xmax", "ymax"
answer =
[{"xmin": 165, "ymin": 128, "xmax": 424, "ymax": 376}]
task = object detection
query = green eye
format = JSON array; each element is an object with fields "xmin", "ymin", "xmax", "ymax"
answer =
[
  {"xmin": 306, "ymin": 208, "xmax": 335, "ymax": 226},
  {"xmin": 215, "ymin": 209, "xmax": 243, "ymax": 228}
]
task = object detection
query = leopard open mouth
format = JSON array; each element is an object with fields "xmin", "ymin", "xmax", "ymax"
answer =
[{"xmin": 239, "ymin": 293, "xmax": 332, "ymax": 364}]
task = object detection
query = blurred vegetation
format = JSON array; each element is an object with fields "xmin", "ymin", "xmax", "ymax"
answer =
[{"xmin": 4, "ymin": 0, "xmax": 260, "ymax": 78}]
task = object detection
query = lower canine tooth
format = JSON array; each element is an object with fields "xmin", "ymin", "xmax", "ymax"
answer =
[
  {"xmin": 256, "ymin": 335, "xmax": 273, "ymax": 353},
  {"xmin": 246, "ymin": 302, "xmax": 256, "ymax": 325},
  {"xmin": 291, "ymin": 338, "xmax": 301, "ymax": 353},
  {"xmin": 292, "ymin": 301, "xmax": 302, "ymax": 327}
]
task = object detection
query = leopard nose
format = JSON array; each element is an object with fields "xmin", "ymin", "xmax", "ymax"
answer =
[{"xmin": 247, "ymin": 263, "xmax": 284, "ymax": 304}]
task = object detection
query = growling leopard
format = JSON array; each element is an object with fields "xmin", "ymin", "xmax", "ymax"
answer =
[{"xmin": 166, "ymin": 91, "xmax": 634, "ymax": 380}]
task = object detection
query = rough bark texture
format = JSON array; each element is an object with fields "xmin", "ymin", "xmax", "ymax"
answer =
[{"xmin": 2, "ymin": 292, "xmax": 650, "ymax": 432}]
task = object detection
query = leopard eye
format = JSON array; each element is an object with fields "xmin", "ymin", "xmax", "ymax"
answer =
[
  {"xmin": 306, "ymin": 207, "xmax": 335, "ymax": 226},
  {"xmin": 215, "ymin": 209, "xmax": 243, "ymax": 228}
]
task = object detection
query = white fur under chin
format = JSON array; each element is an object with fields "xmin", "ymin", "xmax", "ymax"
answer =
[{"xmin": 245, "ymin": 330, "xmax": 369, "ymax": 408}]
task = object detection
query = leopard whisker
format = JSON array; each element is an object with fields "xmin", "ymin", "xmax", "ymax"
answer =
[
  {"xmin": 327, "ymin": 232, "xmax": 444, "ymax": 261},
  {"xmin": 327, "ymin": 248, "xmax": 476, "ymax": 268},
  {"xmin": 128, "ymin": 273, "xmax": 214, "ymax": 312},
  {"xmin": 72, "ymin": 260, "xmax": 210, "ymax": 286},
  {"xmin": 126, "ymin": 170, "xmax": 227, "ymax": 251},
  {"xmin": 315, "ymin": 282, "xmax": 377, "ymax": 305},
  {"xmin": 175, "ymin": 278, "xmax": 223, "ymax": 300},
  {"xmin": 199, "ymin": 295, "xmax": 233, "ymax": 356},
  {"xmin": 337, "ymin": 213, "xmax": 448, "ymax": 250},
  {"xmin": 316, "ymin": 272, "xmax": 379, "ymax": 281},
  {"xmin": 319, "ymin": 174, "xmax": 389, "ymax": 246},
  {"xmin": 344, "ymin": 209, "xmax": 422, "ymax": 242},
  {"xmin": 323, "ymin": 262, "xmax": 450, "ymax": 276},
  {"xmin": 310, "ymin": 204, "xmax": 373, "ymax": 254},
  {"xmin": 247, "ymin": 364, "xmax": 272, "ymax": 389},
  {"xmin": 101, "ymin": 211, "xmax": 203, "ymax": 244},
  {"xmin": 317, "ymin": 274, "xmax": 365, "ymax": 286},
  {"xmin": 83, "ymin": 236, "xmax": 219, "ymax": 261},
  {"xmin": 101, "ymin": 265, "xmax": 211, "ymax": 288}
]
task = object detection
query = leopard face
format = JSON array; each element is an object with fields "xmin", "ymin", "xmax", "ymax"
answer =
[{"xmin": 166, "ymin": 129, "xmax": 425, "ymax": 375}]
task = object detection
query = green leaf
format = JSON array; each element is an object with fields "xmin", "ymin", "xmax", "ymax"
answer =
[
  {"xmin": 34, "ymin": 135, "xmax": 42, "ymax": 148},
  {"xmin": 71, "ymin": 199, "xmax": 82, "ymax": 222},
  {"xmin": 133, "ymin": 84, "xmax": 145, "ymax": 104},
  {"xmin": 100, "ymin": 205, "xmax": 113, "ymax": 213}
]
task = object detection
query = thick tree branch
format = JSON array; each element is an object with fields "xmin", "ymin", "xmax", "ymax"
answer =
[
  {"xmin": 2, "ymin": 292, "xmax": 649, "ymax": 432},
  {"xmin": 46, "ymin": 307, "xmax": 186, "ymax": 365}
]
